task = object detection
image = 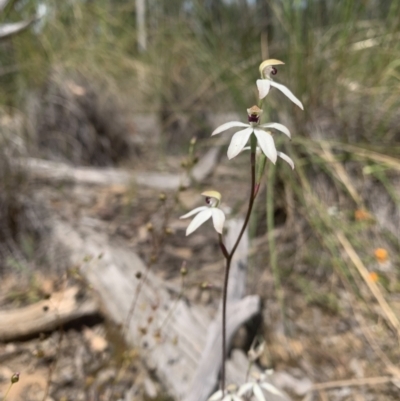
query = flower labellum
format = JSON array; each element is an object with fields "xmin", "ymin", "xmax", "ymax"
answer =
[
  {"xmin": 247, "ymin": 105, "xmax": 263, "ymax": 124},
  {"xmin": 257, "ymin": 59, "xmax": 304, "ymax": 110},
  {"xmin": 180, "ymin": 191, "xmax": 225, "ymax": 236}
]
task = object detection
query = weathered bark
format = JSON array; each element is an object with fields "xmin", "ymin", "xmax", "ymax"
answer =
[{"xmin": 0, "ymin": 287, "xmax": 98, "ymax": 342}]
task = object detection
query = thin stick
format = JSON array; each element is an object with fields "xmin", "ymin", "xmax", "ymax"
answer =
[
  {"xmin": 336, "ymin": 231, "xmax": 400, "ymax": 338},
  {"xmin": 1, "ymin": 383, "xmax": 13, "ymax": 401},
  {"xmin": 312, "ymin": 376, "xmax": 393, "ymax": 391}
]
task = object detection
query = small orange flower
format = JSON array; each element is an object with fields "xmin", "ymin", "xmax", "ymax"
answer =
[
  {"xmin": 374, "ymin": 248, "xmax": 388, "ymax": 263},
  {"xmin": 355, "ymin": 209, "xmax": 371, "ymax": 221},
  {"xmin": 369, "ymin": 272, "xmax": 379, "ymax": 282}
]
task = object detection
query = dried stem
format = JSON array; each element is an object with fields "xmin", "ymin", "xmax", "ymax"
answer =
[{"xmin": 1, "ymin": 383, "xmax": 13, "ymax": 401}]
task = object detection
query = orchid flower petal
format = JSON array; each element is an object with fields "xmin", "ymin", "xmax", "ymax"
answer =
[
  {"xmin": 277, "ymin": 151, "xmax": 294, "ymax": 169},
  {"xmin": 208, "ymin": 390, "xmax": 223, "ymax": 401},
  {"xmin": 270, "ymin": 81, "xmax": 304, "ymax": 110},
  {"xmin": 253, "ymin": 129, "xmax": 277, "ymax": 164},
  {"xmin": 260, "ymin": 382, "xmax": 284, "ymax": 397},
  {"xmin": 238, "ymin": 383, "xmax": 253, "ymax": 396},
  {"xmin": 253, "ymin": 384, "xmax": 267, "ymax": 401},
  {"xmin": 227, "ymin": 127, "xmax": 253, "ymax": 159},
  {"xmin": 211, "ymin": 208, "xmax": 225, "ymax": 234},
  {"xmin": 180, "ymin": 206, "xmax": 208, "ymax": 219},
  {"xmin": 256, "ymin": 79, "xmax": 271, "ymax": 99},
  {"xmin": 259, "ymin": 122, "xmax": 291, "ymax": 139},
  {"xmin": 211, "ymin": 121, "xmax": 249, "ymax": 136},
  {"xmin": 185, "ymin": 208, "xmax": 212, "ymax": 236}
]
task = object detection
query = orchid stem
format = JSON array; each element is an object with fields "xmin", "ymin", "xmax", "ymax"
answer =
[
  {"xmin": 218, "ymin": 234, "xmax": 229, "ymax": 259},
  {"xmin": 220, "ymin": 137, "xmax": 257, "ymax": 393},
  {"xmin": 220, "ymin": 256, "xmax": 231, "ymax": 394}
]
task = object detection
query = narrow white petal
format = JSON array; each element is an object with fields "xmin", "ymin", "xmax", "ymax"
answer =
[
  {"xmin": 180, "ymin": 206, "xmax": 208, "ymax": 219},
  {"xmin": 253, "ymin": 384, "xmax": 267, "ymax": 401},
  {"xmin": 232, "ymin": 396, "xmax": 244, "ymax": 401},
  {"xmin": 260, "ymin": 382, "xmax": 284, "ymax": 396},
  {"xmin": 186, "ymin": 209, "xmax": 212, "ymax": 236},
  {"xmin": 211, "ymin": 121, "xmax": 249, "ymax": 136},
  {"xmin": 256, "ymin": 79, "xmax": 271, "ymax": 99},
  {"xmin": 238, "ymin": 383, "xmax": 253, "ymax": 396},
  {"xmin": 227, "ymin": 127, "xmax": 253, "ymax": 159},
  {"xmin": 259, "ymin": 122, "xmax": 291, "ymax": 139},
  {"xmin": 270, "ymin": 81, "xmax": 304, "ymax": 110},
  {"xmin": 211, "ymin": 208, "xmax": 225, "ymax": 234},
  {"xmin": 253, "ymin": 129, "xmax": 277, "ymax": 164},
  {"xmin": 208, "ymin": 390, "xmax": 223, "ymax": 401},
  {"xmin": 277, "ymin": 151, "xmax": 294, "ymax": 169}
]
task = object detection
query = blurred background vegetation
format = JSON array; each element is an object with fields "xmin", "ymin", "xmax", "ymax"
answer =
[
  {"xmin": 0, "ymin": 0, "xmax": 399, "ymax": 398},
  {"xmin": 0, "ymin": 0, "xmax": 399, "ymax": 327}
]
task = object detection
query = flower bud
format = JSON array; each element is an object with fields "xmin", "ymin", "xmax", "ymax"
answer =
[{"xmin": 11, "ymin": 372, "xmax": 20, "ymax": 384}]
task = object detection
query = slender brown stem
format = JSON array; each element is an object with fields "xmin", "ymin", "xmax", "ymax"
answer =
[
  {"xmin": 220, "ymin": 256, "xmax": 231, "ymax": 393},
  {"xmin": 218, "ymin": 234, "xmax": 229, "ymax": 259},
  {"xmin": 220, "ymin": 146, "xmax": 256, "ymax": 392},
  {"xmin": 229, "ymin": 150, "xmax": 256, "ymax": 258}
]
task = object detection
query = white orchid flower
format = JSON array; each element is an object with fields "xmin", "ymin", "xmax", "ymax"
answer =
[
  {"xmin": 238, "ymin": 371, "xmax": 284, "ymax": 401},
  {"xmin": 256, "ymin": 59, "xmax": 304, "ymax": 110},
  {"xmin": 208, "ymin": 384, "xmax": 243, "ymax": 401},
  {"xmin": 180, "ymin": 191, "xmax": 225, "ymax": 236},
  {"xmin": 211, "ymin": 105, "xmax": 291, "ymax": 162},
  {"xmin": 242, "ymin": 145, "xmax": 294, "ymax": 170}
]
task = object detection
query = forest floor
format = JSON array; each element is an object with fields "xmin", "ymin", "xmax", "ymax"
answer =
[{"xmin": 0, "ymin": 115, "xmax": 399, "ymax": 401}]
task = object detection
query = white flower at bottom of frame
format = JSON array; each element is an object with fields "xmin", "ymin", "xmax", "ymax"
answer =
[
  {"xmin": 211, "ymin": 121, "xmax": 291, "ymax": 162},
  {"xmin": 238, "ymin": 379, "xmax": 284, "ymax": 401},
  {"xmin": 242, "ymin": 145, "xmax": 294, "ymax": 170},
  {"xmin": 208, "ymin": 387, "xmax": 244, "ymax": 401},
  {"xmin": 180, "ymin": 191, "xmax": 225, "ymax": 236}
]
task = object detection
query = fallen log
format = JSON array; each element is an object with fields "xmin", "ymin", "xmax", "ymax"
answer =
[
  {"xmin": 15, "ymin": 146, "xmax": 220, "ymax": 190},
  {"xmin": 16, "ymin": 157, "xmax": 183, "ymax": 189},
  {"xmin": 48, "ymin": 217, "xmax": 261, "ymax": 400},
  {"xmin": 0, "ymin": 286, "xmax": 99, "ymax": 342}
]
